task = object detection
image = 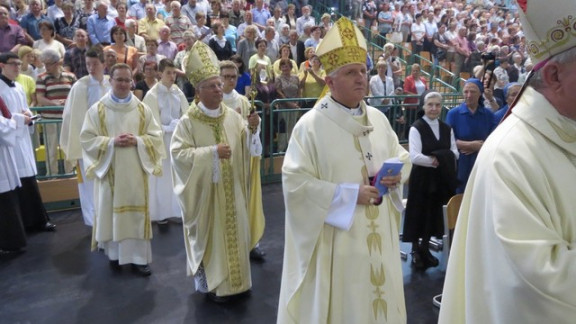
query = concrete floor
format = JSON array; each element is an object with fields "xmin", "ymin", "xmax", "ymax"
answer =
[{"xmin": 0, "ymin": 183, "xmax": 443, "ymax": 324}]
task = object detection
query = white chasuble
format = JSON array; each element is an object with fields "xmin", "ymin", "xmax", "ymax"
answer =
[
  {"xmin": 279, "ymin": 96, "xmax": 411, "ymax": 324},
  {"xmin": 171, "ymin": 103, "xmax": 253, "ymax": 296},
  {"xmin": 80, "ymin": 93, "xmax": 165, "ymax": 249},
  {"xmin": 439, "ymin": 87, "xmax": 576, "ymax": 324}
]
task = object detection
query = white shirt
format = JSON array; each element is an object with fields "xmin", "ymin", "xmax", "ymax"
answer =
[{"xmin": 409, "ymin": 115, "xmax": 458, "ymax": 167}]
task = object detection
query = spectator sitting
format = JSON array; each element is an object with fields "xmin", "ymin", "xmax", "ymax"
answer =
[{"xmin": 304, "ymin": 26, "xmax": 322, "ymax": 49}]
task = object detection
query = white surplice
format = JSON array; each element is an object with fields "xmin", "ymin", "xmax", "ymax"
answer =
[
  {"xmin": 60, "ymin": 75, "xmax": 111, "ymax": 226},
  {"xmin": 143, "ymin": 82, "xmax": 188, "ymax": 221},
  {"xmin": 0, "ymin": 79, "xmax": 37, "ymax": 179}
]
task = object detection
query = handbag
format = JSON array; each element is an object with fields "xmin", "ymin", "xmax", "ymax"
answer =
[{"xmin": 390, "ymin": 31, "xmax": 403, "ymax": 43}]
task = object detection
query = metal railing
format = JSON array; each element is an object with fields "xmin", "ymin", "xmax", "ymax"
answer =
[
  {"xmin": 29, "ymin": 93, "xmax": 463, "ymax": 185},
  {"xmin": 258, "ymin": 94, "xmax": 460, "ymax": 182},
  {"xmin": 29, "ymin": 106, "xmax": 75, "ymax": 180}
]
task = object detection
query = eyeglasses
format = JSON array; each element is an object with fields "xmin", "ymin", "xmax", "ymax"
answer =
[
  {"xmin": 113, "ymin": 78, "xmax": 133, "ymax": 83},
  {"xmin": 5, "ymin": 61, "xmax": 22, "ymax": 67},
  {"xmin": 221, "ymin": 74, "xmax": 238, "ymax": 80},
  {"xmin": 45, "ymin": 61, "xmax": 60, "ymax": 66}
]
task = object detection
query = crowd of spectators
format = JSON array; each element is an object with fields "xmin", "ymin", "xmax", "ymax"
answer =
[{"xmin": 0, "ymin": 0, "xmax": 529, "ymax": 150}]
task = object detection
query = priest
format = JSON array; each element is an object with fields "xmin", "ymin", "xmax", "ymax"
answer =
[
  {"xmin": 171, "ymin": 41, "xmax": 261, "ymax": 302},
  {"xmin": 80, "ymin": 63, "xmax": 165, "ymax": 276},
  {"xmin": 278, "ymin": 17, "xmax": 412, "ymax": 323}
]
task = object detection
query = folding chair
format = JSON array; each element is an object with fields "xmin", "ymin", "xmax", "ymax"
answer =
[{"xmin": 433, "ymin": 193, "xmax": 463, "ymax": 308}]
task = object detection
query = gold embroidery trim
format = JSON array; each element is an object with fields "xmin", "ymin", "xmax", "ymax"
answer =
[{"xmin": 190, "ymin": 104, "xmax": 243, "ymax": 290}]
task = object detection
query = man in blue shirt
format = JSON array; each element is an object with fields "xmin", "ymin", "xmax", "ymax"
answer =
[
  {"xmin": 87, "ymin": 1, "xmax": 116, "ymax": 46},
  {"xmin": 445, "ymin": 78, "xmax": 496, "ymax": 193},
  {"xmin": 19, "ymin": 0, "xmax": 50, "ymax": 42},
  {"xmin": 251, "ymin": 0, "xmax": 271, "ymax": 31},
  {"xmin": 128, "ymin": 0, "xmax": 147, "ymax": 20}
]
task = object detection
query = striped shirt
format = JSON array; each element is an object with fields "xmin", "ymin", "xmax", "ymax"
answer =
[
  {"xmin": 36, "ymin": 71, "xmax": 77, "ymax": 117},
  {"xmin": 165, "ymin": 14, "xmax": 192, "ymax": 44}
]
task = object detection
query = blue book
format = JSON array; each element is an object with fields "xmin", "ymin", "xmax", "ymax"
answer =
[{"xmin": 372, "ymin": 158, "xmax": 404, "ymax": 196}]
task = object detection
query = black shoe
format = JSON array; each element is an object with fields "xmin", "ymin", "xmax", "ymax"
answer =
[
  {"xmin": 421, "ymin": 248, "xmax": 439, "ymax": 267},
  {"xmin": 206, "ymin": 290, "xmax": 250, "ymax": 304},
  {"xmin": 131, "ymin": 264, "xmax": 152, "ymax": 277},
  {"xmin": 207, "ymin": 292, "xmax": 233, "ymax": 303},
  {"xmin": 156, "ymin": 220, "xmax": 168, "ymax": 225},
  {"xmin": 109, "ymin": 260, "xmax": 122, "ymax": 272},
  {"xmin": 411, "ymin": 251, "xmax": 428, "ymax": 270},
  {"xmin": 41, "ymin": 222, "xmax": 56, "ymax": 232},
  {"xmin": 250, "ymin": 247, "xmax": 266, "ymax": 261}
]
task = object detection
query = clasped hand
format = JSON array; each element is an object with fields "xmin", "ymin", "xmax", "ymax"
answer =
[{"xmin": 114, "ymin": 133, "xmax": 137, "ymax": 147}]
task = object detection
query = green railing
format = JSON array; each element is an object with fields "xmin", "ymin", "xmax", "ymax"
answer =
[
  {"xmin": 258, "ymin": 94, "xmax": 461, "ymax": 182},
  {"xmin": 29, "ymin": 106, "xmax": 76, "ymax": 180},
  {"xmin": 28, "ymin": 93, "xmax": 463, "ymax": 185}
]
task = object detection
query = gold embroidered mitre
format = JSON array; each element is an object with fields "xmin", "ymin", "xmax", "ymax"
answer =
[
  {"xmin": 183, "ymin": 40, "xmax": 220, "ymax": 87},
  {"xmin": 516, "ymin": 0, "xmax": 576, "ymax": 64},
  {"xmin": 315, "ymin": 16, "xmax": 367, "ymax": 75}
]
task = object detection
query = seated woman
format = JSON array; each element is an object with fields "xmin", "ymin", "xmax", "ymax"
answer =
[
  {"xmin": 134, "ymin": 61, "xmax": 158, "ymax": 101},
  {"xmin": 137, "ymin": 38, "xmax": 167, "ymax": 73},
  {"xmin": 208, "ymin": 22, "xmax": 233, "ymax": 61},
  {"xmin": 54, "ymin": 1, "xmax": 80, "ymax": 47},
  {"xmin": 33, "ymin": 21, "xmax": 66, "ymax": 59},
  {"xmin": 104, "ymin": 26, "xmax": 139, "ymax": 72},
  {"xmin": 248, "ymin": 38, "xmax": 273, "ymax": 81},
  {"xmin": 272, "ymin": 44, "xmax": 298, "ymax": 78},
  {"xmin": 403, "ymin": 91, "xmax": 458, "ymax": 270}
]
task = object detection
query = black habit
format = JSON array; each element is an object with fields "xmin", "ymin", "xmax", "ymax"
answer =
[{"xmin": 402, "ymin": 118, "xmax": 457, "ymax": 242}]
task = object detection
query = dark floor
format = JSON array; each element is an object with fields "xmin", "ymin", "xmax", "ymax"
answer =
[{"xmin": 0, "ymin": 183, "xmax": 443, "ymax": 324}]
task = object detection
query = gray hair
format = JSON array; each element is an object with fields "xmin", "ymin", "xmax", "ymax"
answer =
[
  {"xmin": 529, "ymin": 46, "xmax": 576, "ymax": 90},
  {"xmin": 424, "ymin": 91, "xmax": 443, "ymax": 103},
  {"xmin": 125, "ymin": 19, "xmax": 136, "ymax": 28},
  {"xmin": 40, "ymin": 48, "xmax": 61, "ymax": 64}
]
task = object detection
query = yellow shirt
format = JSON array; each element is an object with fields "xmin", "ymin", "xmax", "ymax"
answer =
[
  {"xmin": 15, "ymin": 74, "xmax": 36, "ymax": 106},
  {"xmin": 138, "ymin": 17, "xmax": 166, "ymax": 40},
  {"xmin": 299, "ymin": 68, "xmax": 326, "ymax": 99}
]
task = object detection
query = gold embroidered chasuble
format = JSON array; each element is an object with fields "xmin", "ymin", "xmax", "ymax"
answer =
[
  {"xmin": 80, "ymin": 94, "xmax": 165, "ymax": 249},
  {"xmin": 439, "ymin": 87, "xmax": 576, "ymax": 324},
  {"xmin": 171, "ymin": 102, "xmax": 253, "ymax": 296},
  {"xmin": 278, "ymin": 96, "xmax": 411, "ymax": 323},
  {"xmin": 223, "ymin": 90, "xmax": 265, "ymax": 248}
]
